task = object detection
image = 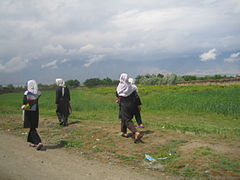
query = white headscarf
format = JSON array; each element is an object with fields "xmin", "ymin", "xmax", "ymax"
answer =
[
  {"xmin": 117, "ymin": 73, "xmax": 136, "ymax": 97},
  {"xmin": 56, "ymin": 78, "xmax": 65, "ymax": 96},
  {"xmin": 128, "ymin": 78, "xmax": 138, "ymax": 92},
  {"xmin": 128, "ymin": 78, "xmax": 134, "ymax": 84},
  {"xmin": 27, "ymin": 80, "xmax": 38, "ymax": 94},
  {"xmin": 56, "ymin": 78, "xmax": 65, "ymax": 87}
]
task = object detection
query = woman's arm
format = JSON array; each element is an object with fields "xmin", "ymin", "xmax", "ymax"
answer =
[
  {"xmin": 23, "ymin": 95, "xmax": 27, "ymax": 105},
  {"xmin": 134, "ymin": 91, "xmax": 142, "ymax": 106},
  {"xmin": 55, "ymin": 88, "xmax": 59, "ymax": 104}
]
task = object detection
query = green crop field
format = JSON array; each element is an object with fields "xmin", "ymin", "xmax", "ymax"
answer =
[
  {"xmin": 1, "ymin": 84, "xmax": 239, "ymax": 137},
  {"xmin": 0, "ymin": 84, "xmax": 240, "ymax": 179}
]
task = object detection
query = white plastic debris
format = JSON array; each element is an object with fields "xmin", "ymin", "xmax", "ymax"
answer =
[
  {"xmin": 157, "ymin": 157, "xmax": 168, "ymax": 160},
  {"xmin": 145, "ymin": 154, "xmax": 157, "ymax": 162}
]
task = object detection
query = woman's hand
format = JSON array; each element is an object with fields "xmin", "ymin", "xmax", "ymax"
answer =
[
  {"xmin": 21, "ymin": 104, "xmax": 30, "ymax": 110},
  {"xmin": 21, "ymin": 105, "xmax": 26, "ymax": 110},
  {"xmin": 138, "ymin": 105, "xmax": 141, "ymax": 111},
  {"xmin": 115, "ymin": 98, "xmax": 121, "ymax": 104}
]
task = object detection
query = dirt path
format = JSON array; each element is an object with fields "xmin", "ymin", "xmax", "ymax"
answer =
[{"xmin": 0, "ymin": 130, "xmax": 164, "ymax": 180}]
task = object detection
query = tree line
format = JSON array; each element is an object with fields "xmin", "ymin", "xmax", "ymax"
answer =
[
  {"xmin": 1, "ymin": 74, "xmax": 239, "ymax": 93},
  {"xmin": 135, "ymin": 74, "xmax": 238, "ymax": 85}
]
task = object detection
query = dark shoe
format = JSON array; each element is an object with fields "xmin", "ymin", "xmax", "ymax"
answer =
[
  {"xmin": 36, "ymin": 143, "xmax": 43, "ymax": 150},
  {"xmin": 121, "ymin": 134, "xmax": 129, "ymax": 138},
  {"xmin": 134, "ymin": 133, "xmax": 143, "ymax": 143},
  {"xmin": 137, "ymin": 125, "xmax": 144, "ymax": 128},
  {"xmin": 29, "ymin": 143, "xmax": 37, "ymax": 147}
]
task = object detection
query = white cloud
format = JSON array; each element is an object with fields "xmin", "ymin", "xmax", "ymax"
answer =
[
  {"xmin": 224, "ymin": 52, "xmax": 240, "ymax": 62},
  {"xmin": 41, "ymin": 44, "xmax": 83, "ymax": 56},
  {"xmin": 41, "ymin": 58, "xmax": 71, "ymax": 69},
  {"xmin": 42, "ymin": 44, "xmax": 67, "ymax": 55},
  {"xmin": 109, "ymin": 7, "xmax": 236, "ymax": 53},
  {"xmin": 1, "ymin": 0, "xmax": 240, "ymax": 84},
  {"xmin": 84, "ymin": 55, "xmax": 104, "ymax": 67},
  {"xmin": 187, "ymin": 68, "xmax": 239, "ymax": 76},
  {"xmin": 41, "ymin": 60, "xmax": 58, "ymax": 68},
  {"xmin": 61, "ymin": 58, "xmax": 71, "ymax": 63},
  {"xmin": 0, "ymin": 57, "xmax": 28, "ymax": 72},
  {"xmin": 199, "ymin": 48, "xmax": 217, "ymax": 62},
  {"xmin": 137, "ymin": 67, "xmax": 171, "ymax": 75},
  {"xmin": 110, "ymin": 8, "xmax": 194, "ymax": 33},
  {"xmin": 80, "ymin": 44, "xmax": 95, "ymax": 53},
  {"xmin": 2, "ymin": 1, "xmax": 240, "ymax": 58}
]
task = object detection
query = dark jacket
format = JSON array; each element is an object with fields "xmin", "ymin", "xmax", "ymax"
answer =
[
  {"xmin": 117, "ymin": 90, "xmax": 141, "ymax": 121},
  {"xmin": 55, "ymin": 86, "xmax": 71, "ymax": 115},
  {"xmin": 23, "ymin": 92, "xmax": 40, "ymax": 128}
]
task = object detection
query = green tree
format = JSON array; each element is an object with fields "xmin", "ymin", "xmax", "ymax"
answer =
[
  {"xmin": 166, "ymin": 74, "xmax": 177, "ymax": 85},
  {"xmin": 182, "ymin": 75, "xmax": 197, "ymax": 81},
  {"xmin": 38, "ymin": 83, "xmax": 56, "ymax": 89},
  {"xmin": 7, "ymin": 84, "xmax": 14, "ymax": 90},
  {"xmin": 102, "ymin": 77, "xmax": 113, "ymax": 85},
  {"xmin": 84, "ymin": 78, "xmax": 102, "ymax": 87},
  {"xmin": 157, "ymin": 73, "xmax": 164, "ymax": 78},
  {"xmin": 65, "ymin": 79, "xmax": 80, "ymax": 88},
  {"xmin": 135, "ymin": 75, "xmax": 143, "ymax": 84},
  {"xmin": 214, "ymin": 74, "xmax": 227, "ymax": 79}
]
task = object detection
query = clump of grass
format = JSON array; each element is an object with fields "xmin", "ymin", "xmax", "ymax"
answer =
[
  {"xmin": 153, "ymin": 139, "xmax": 188, "ymax": 160},
  {"xmin": 60, "ymin": 139, "xmax": 84, "ymax": 148},
  {"xmin": 1, "ymin": 84, "xmax": 240, "ymax": 179},
  {"xmin": 92, "ymin": 146, "xmax": 104, "ymax": 152},
  {"xmin": 143, "ymin": 85, "xmax": 240, "ymax": 119},
  {"xmin": 210, "ymin": 154, "xmax": 240, "ymax": 173},
  {"xmin": 194, "ymin": 146, "xmax": 213, "ymax": 156},
  {"xmin": 116, "ymin": 154, "xmax": 136, "ymax": 161},
  {"xmin": 165, "ymin": 146, "xmax": 240, "ymax": 178}
]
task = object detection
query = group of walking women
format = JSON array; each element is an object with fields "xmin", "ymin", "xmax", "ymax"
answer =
[
  {"xmin": 21, "ymin": 73, "xmax": 144, "ymax": 150},
  {"xmin": 21, "ymin": 78, "xmax": 70, "ymax": 150},
  {"xmin": 116, "ymin": 73, "xmax": 144, "ymax": 143}
]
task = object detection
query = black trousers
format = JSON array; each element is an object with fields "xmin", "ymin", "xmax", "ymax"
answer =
[
  {"xmin": 134, "ymin": 108, "xmax": 142, "ymax": 125},
  {"xmin": 121, "ymin": 119, "xmax": 137, "ymax": 134},
  {"xmin": 27, "ymin": 128, "xmax": 41, "ymax": 144},
  {"xmin": 57, "ymin": 112, "xmax": 68, "ymax": 126},
  {"xmin": 119, "ymin": 105, "xmax": 142, "ymax": 125},
  {"xmin": 120, "ymin": 101, "xmax": 138, "ymax": 134}
]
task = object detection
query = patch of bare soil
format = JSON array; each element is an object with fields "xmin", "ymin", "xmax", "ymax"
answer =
[
  {"xmin": 0, "ymin": 130, "xmax": 163, "ymax": 180},
  {"xmin": 1, "ymin": 114, "xmax": 240, "ymax": 179},
  {"xmin": 178, "ymin": 140, "xmax": 240, "ymax": 160}
]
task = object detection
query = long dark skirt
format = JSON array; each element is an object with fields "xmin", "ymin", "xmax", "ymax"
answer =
[
  {"xmin": 133, "ymin": 107, "xmax": 142, "ymax": 125},
  {"xmin": 23, "ymin": 110, "xmax": 39, "ymax": 128},
  {"xmin": 56, "ymin": 100, "xmax": 70, "ymax": 116},
  {"xmin": 56, "ymin": 112, "xmax": 69, "ymax": 126},
  {"xmin": 27, "ymin": 128, "xmax": 41, "ymax": 144},
  {"xmin": 120, "ymin": 101, "xmax": 137, "ymax": 134}
]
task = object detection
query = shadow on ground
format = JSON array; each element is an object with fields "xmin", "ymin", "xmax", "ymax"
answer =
[
  {"xmin": 41, "ymin": 141, "xmax": 67, "ymax": 151},
  {"xmin": 68, "ymin": 121, "xmax": 81, "ymax": 125}
]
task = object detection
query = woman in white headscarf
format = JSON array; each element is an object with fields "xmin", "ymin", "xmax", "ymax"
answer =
[
  {"xmin": 116, "ymin": 73, "xmax": 143, "ymax": 143},
  {"xmin": 22, "ymin": 80, "xmax": 43, "ymax": 150},
  {"xmin": 55, "ymin": 78, "xmax": 71, "ymax": 126},
  {"xmin": 128, "ymin": 78, "xmax": 144, "ymax": 128}
]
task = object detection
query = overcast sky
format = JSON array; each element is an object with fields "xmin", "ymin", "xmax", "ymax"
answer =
[{"xmin": 0, "ymin": 0, "xmax": 240, "ymax": 85}]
